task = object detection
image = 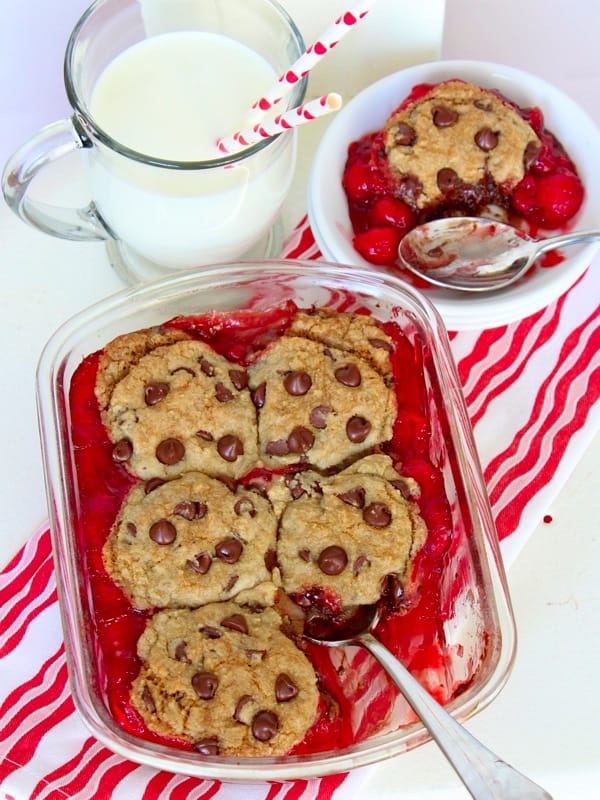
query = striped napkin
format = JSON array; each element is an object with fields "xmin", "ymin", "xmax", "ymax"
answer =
[{"xmin": 1, "ymin": 217, "xmax": 598, "ymax": 799}]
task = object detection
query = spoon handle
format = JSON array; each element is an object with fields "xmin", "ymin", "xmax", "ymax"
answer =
[
  {"xmin": 360, "ymin": 633, "xmax": 552, "ymax": 799},
  {"xmin": 535, "ymin": 229, "xmax": 600, "ymax": 256}
]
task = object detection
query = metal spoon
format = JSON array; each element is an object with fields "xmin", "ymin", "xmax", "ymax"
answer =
[
  {"xmin": 304, "ymin": 606, "xmax": 552, "ymax": 800},
  {"xmin": 397, "ymin": 216, "xmax": 600, "ymax": 292}
]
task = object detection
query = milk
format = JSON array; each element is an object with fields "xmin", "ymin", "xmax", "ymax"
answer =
[
  {"xmin": 90, "ymin": 31, "xmax": 277, "ymax": 161},
  {"xmin": 87, "ymin": 31, "xmax": 296, "ymax": 269}
]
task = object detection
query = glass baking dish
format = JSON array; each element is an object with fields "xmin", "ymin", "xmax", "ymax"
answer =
[{"xmin": 36, "ymin": 260, "xmax": 515, "ymax": 780}]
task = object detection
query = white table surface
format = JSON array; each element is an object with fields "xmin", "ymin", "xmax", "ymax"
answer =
[{"xmin": 0, "ymin": 1, "xmax": 598, "ymax": 798}]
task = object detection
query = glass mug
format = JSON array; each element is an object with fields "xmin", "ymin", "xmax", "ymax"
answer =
[{"xmin": 2, "ymin": 0, "xmax": 307, "ymax": 283}]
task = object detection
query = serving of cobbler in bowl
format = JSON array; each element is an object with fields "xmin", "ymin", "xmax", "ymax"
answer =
[{"xmin": 308, "ymin": 60, "xmax": 600, "ymax": 329}]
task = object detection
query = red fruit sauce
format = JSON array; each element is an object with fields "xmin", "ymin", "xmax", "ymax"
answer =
[
  {"xmin": 343, "ymin": 81, "xmax": 584, "ymax": 274},
  {"xmin": 69, "ymin": 302, "xmax": 482, "ymax": 756}
]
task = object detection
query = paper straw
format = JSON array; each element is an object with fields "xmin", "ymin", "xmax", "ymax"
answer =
[
  {"xmin": 245, "ymin": 0, "xmax": 377, "ymax": 125},
  {"xmin": 217, "ymin": 93, "xmax": 343, "ymax": 155}
]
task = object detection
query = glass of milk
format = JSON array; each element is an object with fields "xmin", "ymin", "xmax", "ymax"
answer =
[{"xmin": 2, "ymin": 0, "xmax": 308, "ymax": 282}]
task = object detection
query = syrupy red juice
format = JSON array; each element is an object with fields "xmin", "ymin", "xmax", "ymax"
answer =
[{"xmin": 70, "ymin": 301, "xmax": 482, "ymax": 754}]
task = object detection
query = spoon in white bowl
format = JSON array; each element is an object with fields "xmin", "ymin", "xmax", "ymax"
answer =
[
  {"xmin": 305, "ymin": 605, "xmax": 553, "ymax": 800},
  {"xmin": 397, "ymin": 216, "xmax": 600, "ymax": 292}
]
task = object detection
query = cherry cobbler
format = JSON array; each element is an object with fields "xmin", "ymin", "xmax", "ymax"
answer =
[
  {"xmin": 342, "ymin": 79, "xmax": 584, "ymax": 267},
  {"xmin": 71, "ymin": 303, "xmax": 470, "ymax": 756}
]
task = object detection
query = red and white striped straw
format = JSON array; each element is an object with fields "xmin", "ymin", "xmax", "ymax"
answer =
[
  {"xmin": 217, "ymin": 93, "xmax": 343, "ymax": 155},
  {"xmin": 245, "ymin": 0, "xmax": 377, "ymax": 125}
]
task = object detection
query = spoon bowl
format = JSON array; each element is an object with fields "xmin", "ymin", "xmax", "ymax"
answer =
[
  {"xmin": 305, "ymin": 604, "xmax": 552, "ymax": 799},
  {"xmin": 397, "ymin": 217, "xmax": 600, "ymax": 292}
]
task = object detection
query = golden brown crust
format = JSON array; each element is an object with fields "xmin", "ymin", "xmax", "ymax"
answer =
[
  {"xmin": 384, "ymin": 79, "xmax": 540, "ymax": 210},
  {"xmin": 131, "ymin": 603, "xmax": 319, "ymax": 756}
]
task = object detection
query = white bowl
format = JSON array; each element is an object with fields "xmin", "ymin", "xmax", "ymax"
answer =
[{"xmin": 307, "ymin": 60, "xmax": 600, "ymax": 330}]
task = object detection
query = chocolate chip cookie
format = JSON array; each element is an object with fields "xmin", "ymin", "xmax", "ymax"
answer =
[
  {"xmin": 102, "ymin": 339, "xmax": 258, "ymax": 480},
  {"xmin": 131, "ymin": 602, "xmax": 319, "ymax": 756},
  {"xmin": 277, "ymin": 455, "xmax": 426, "ymax": 608},
  {"xmin": 103, "ymin": 472, "xmax": 277, "ymax": 609},
  {"xmin": 288, "ymin": 308, "xmax": 395, "ymax": 379},
  {"xmin": 384, "ymin": 79, "xmax": 540, "ymax": 211},
  {"xmin": 249, "ymin": 332, "xmax": 396, "ymax": 470}
]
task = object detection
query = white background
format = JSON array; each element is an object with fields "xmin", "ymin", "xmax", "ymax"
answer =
[{"xmin": 0, "ymin": 1, "xmax": 598, "ymax": 797}]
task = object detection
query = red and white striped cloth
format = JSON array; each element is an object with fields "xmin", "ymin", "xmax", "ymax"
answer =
[{"xmin": 1, "ymin": 216, "xmax": 598, "ymax": 799}]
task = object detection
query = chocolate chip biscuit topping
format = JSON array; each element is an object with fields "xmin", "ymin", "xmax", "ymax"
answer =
[
  {"xmin": 131, "ymin": 603, "xmax": 319, "ymax": 757},
  {"xmin": 384, "ymin": 80, "xmax": 540, "ymax": 211},
  {"xmin": 97, "ymin": 308, "xmax": 427, "ymax": 756}
]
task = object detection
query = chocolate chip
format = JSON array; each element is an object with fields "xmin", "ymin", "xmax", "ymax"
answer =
[
  {"xmin": 195, "ymin": 429, "xmax": 214, "ymax": 441},
  {"xmin": 199, "ymin": 625, "xmax": 221, "ymax": 638},
  {"xmin": 233, "ymin": 695, "xmax": 253, "ymax": 722},
  {"xmin": 141, "ymin": 685, "xmax": 156, "ymax": 713},
  {"xmin": 368, "ymin": 337, "xmax": 393, "ymax": 352},
  {"xmin": 192, "ymin": 671, "xmax": 219, "ymax": 700},
  {"xmin": 284, "ymin": 370, "xmax": 312, "ymax": 396},
  {"xmin": 234, "ymin": 497, "xmax": 255, "ymax": 517},
  {"xmin": 437, "ymin": 167, "xmax": 460, "ymax": 193},
  {"xmin": 264, "ymin": 548, "xmax": 277, "ymax": 571},
  {"xmin": 334, "ymin": 363, "xmax": 361, "ymax": 387},
  {"xmin": 251, "ymin": 382, "xmax": 266, "ymax": 408},
  {"xmin": 229, "ymin": 369, "xmax": 249, "ymax": 390},
  {"xmin": 221, "ymin": 613, "xmax": 248, "ymax": 634},
  {"xmin": 251, "ymin": 710, "xmax": 279, "ymax": 742},
  {"xmin": 323, "ymin": 347, "xmax": 336, "ymax": 361},
  {"xmin": 246, "ymin": 648, "xmax": 267, "ymax": 661},
  {"xmin": 174, "ymin": 500, "xmax": 207, "ymax": 520},
  {"xmin": 524, "ymin": 141, "xmax": 541, "ymax": 171},
  {"xmin": 385, "ymin": 573, "xmax": 405, "ymax": 608},
  {"xmin": 390, "ymin": 479, "xmax": 412, "ymax": 499},
  {"xmin": 215, "ymin": 537, "xmax": 243, "ymax": 563},
  {"xmin": 287, "ymin": 427, "xmax": 314, "ymax": 454},
  {"xmin": 474, "ymin": 127, "xmax": 499, "ymax": 151},
  {"xmin": 298, "ymin": 547, "xmax": 311, "ymax": 562},
  {"xmin": 266, "ymin": 439, "xmax": 290, "ymax": 456},
  {"xmin": 198, "ymin": 356, "xmax": 214, "ymax": 377},
  {"xmin": 346, "ymin": 416, "xmax": 371, "ymax": 443},
  {"xmin": 156, "ymin": 437, "xmax": 185, "ymax": 465},
  {"xmin": 363, "ymin": 502, "xmax": 392, "ymax": 528},
  {"xmin": 473, "ymin": 99, "xmax": 493, "ymax": 112},
  {"xmin": 275, "ymin": 673, "xmax": 299, "ymax": 702},
  {"xmin": 246, "ymin": 474, "xmax": 269, "ymax": 496},
  {"xmin": 149, "ymin": 519, "xmax": 177, "ymax": 545},
  {"xmin": 222, "ymin": 574, "xmax": 239, "ymax": 592},
  {"xmin": 318, "ymin": 545, "xmax": 348, "ymax": 575},
  {"xmin": 337, "ymin": 486, "xmax": 366, "ymax": 508},
  {"xmin": 400, "ymin": 174, "xmax": 422, "ymax": 203},
  {"xmin": 144, "ymin": 381, "xmax": 169, "ymax": 406},
  {"xmin": 112, "ymin": 438, "xmax": 133, "ymax": 463},
  {"xmin": 353, "ymin": 555, "xmax": 371, "ymax": 576},
  {"xmin": 187, "ymin": 551, "xmax": 212, "ymax": 574},
  {"xmin": 215, "ymin": 381, "xmax": 233, "ymax": 403},
  {"xmin": 393, "ymin": 122, "xmax": 416, "ymax": 146},
  {"xmin": 174, "ymin": 641, "xmax": 191, "ymax": 663},
  {"xmin": 194, "ymin": 738, "xmax": 219, "ymax": 755},
  {"xmin": 285, "ymin": 476, "xmax": 305, "ymax": 500},
  {"xmin": 432, "ymin": 105, "xmax": 458, "ymax": 127},
  {"xmin": 170, "ymin": 365, "xmax": 196, "ymax": 377},
  {"xmin": 125, "ymin": 522, "xmax": 137, "ymax": 537},
  {"xmin": 144, "ymin": 477, "xmax": 165, "ymax": 494},
  {"xmin": 309, "ymin": 404, "xmax": 331, "ymax": 429},
  {"xmin": 217, "ymin": 434, "xmax": 243, "ymax": 462}
]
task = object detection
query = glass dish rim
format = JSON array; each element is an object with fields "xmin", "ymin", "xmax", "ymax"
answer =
[{"xmin": 36, "ymin": 258, "xmax": 517, "ymax": 781}]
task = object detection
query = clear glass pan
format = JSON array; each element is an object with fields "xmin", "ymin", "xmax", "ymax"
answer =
[{"xmin": 36, "ymin": 260, "xmax": 516, "ymax": 780}]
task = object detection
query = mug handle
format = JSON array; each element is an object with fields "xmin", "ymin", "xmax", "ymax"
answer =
[{"xmin": 2, "ymin": 115, "xmax": 112, "ymax": 242}]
